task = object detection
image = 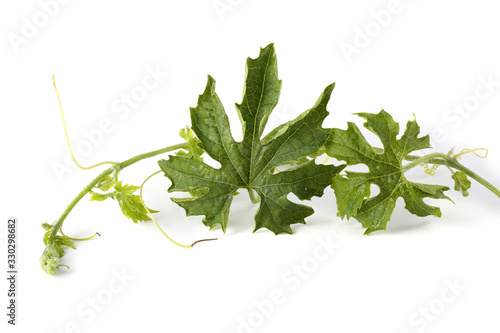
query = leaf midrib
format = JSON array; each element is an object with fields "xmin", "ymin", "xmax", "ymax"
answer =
[{"xmin": 248, "ymin": 50, "xmax": 273, "ymax": 188}]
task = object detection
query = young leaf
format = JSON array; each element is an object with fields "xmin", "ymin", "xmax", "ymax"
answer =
[
  {"xmin": 90, "ymin": 181, "xmax": 158, "ymax": 223},
  {"xmin": 42, "ymin": 222, "xmax": 75, "ymax": 257},
  {"xmin": 175, "ymin": 127, "xmax": 204, "ymax": 161},
  {"xmin": 89, "ymin": 191, "xmax": 110, "ymax": 201},
  {"xmin": 95, "ymin": 175, "xmax": 115, "ymax": 191},
  {"xmin": 325, "ymin": 110, "xmax": 451, "ymax": 234},
  {"xmin": 452, "ymin": 171, "xmax": 471, "ymax": 197},
  {"xmin": 159, "ymin": 44, "xmax": 344, "ymax": 234}
]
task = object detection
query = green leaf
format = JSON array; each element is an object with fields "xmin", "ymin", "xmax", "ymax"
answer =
[
  {"xmin": 89, "ymin": 191, "xmax": 110, "ymax": 201},
  {"xmin": 89, "ymin": 181, "xmax": 158, "ymax": 223},
  {"xmin": 159, "ymin": 44, "xmax": 344, "ymax": 234},
  {"xmin": 42, "ymin": 223, "xmax": 75, "ymax": 257},
  {"xmin": 114, "ymin": 181, "xmax": 140, "ymax": 195},
  {"xmin": 176, "ymin": 126, "xmax": 204, "ymax": 161},
  {"xmin": 325, "ymin": 110, "xmax": 451, "ymax": 234},
  {"xmin": 452, "ymin": 171, "xmax": 471, "ymax": 197},
  {"xmin": 96, "ymin": 175, "xmax": 115, "ymax": 191}
]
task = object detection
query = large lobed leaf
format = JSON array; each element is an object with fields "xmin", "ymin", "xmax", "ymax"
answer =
[
  {"xmin": 159, "ymin": 44, "xmax": 344, "ymax": 234},
  {"xmin": 325, "ymin": 110, "xmax": 451, "ymax": 234}
]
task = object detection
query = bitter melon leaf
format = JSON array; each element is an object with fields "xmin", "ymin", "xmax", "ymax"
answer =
[
  {"xmin": 176, "ymin": 127, "xmax": 204, "ymax": 161},
  {"xmin": 159, "ymin": 44, "xmax": 344, "ymax": 234},
  {"xmin": 452, "ymin": 171, "xmax": 471, "ymax": 197},
  {"xmin": 89, "ymin": 181, "xmax": 158, "ymax": 223},
  {"xmin": 42, "ymin": 222, "xmax": 75, "ymax": 257},
  {"xmin": 95, "ymin": 175, "xmax": 115, "ymax": 191},
  {"xmin": 325, "ymin": 110, "xmax": 451, "ymax": 234}
]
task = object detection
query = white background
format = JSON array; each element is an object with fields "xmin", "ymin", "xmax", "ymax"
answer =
[{"xmin": 1, "ymin": 0, "xmax": 500, "ymax": 332}]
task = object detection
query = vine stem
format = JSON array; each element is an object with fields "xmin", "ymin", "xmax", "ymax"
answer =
[
  {"xmin": 403, "ymin": 153, "xmax": 500, "ymax": 199},
  {"xmin": 47, "ymin": 142, "xmax": 189, "ymax": 244}
]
